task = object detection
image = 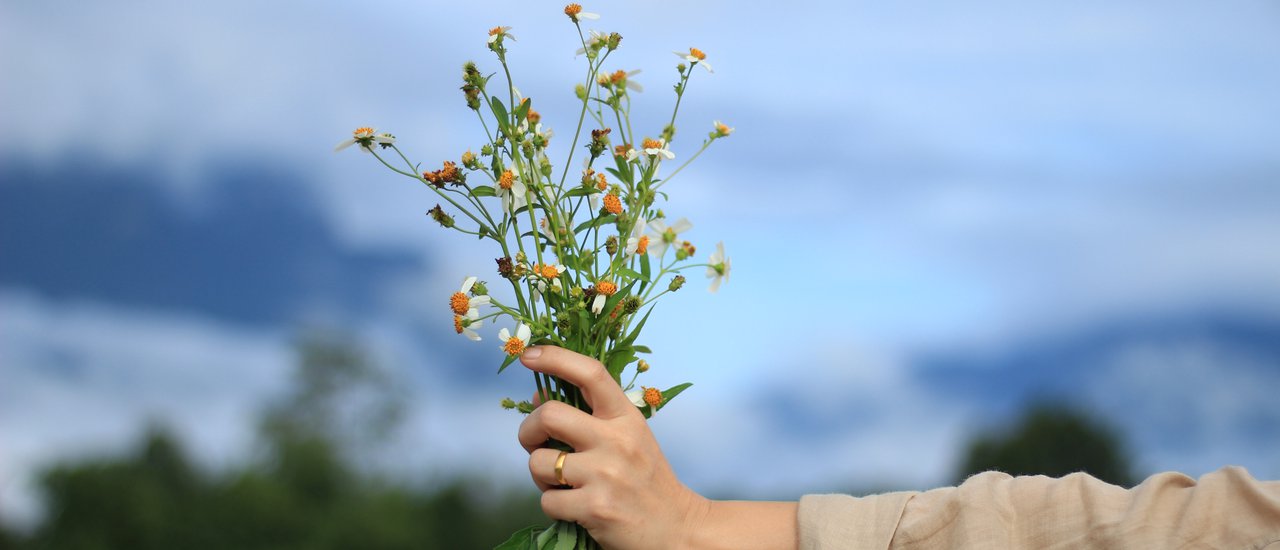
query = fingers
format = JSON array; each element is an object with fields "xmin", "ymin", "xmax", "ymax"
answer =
[
  {"xmin": 528, "ymin": 447, "xmax": 595, "ymax": 491},
  {"xmin": 520, "ymin": 346, "xmax": 636, "ymax": 419},
  {"xmin": 518, "ymin": 400, "xmax": 601, "ymax": 453}
]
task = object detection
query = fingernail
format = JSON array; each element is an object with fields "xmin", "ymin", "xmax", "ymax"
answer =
[{"xmin": 522, "ymin": 346, "xmax": 542, "ymax": 360}]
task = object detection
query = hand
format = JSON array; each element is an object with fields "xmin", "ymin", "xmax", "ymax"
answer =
[{"xmin": 518, "ymin": 346, "xmax": 710, "ymax": 549}]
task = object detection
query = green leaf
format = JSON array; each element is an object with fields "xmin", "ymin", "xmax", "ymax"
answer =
[
  {"xmin": 640, "ymin": 253, "xmax": 651, "ymax": 281},
  {"xmin": 495, "ymin": 525, "xmax": 539, "ymax": 550},
  {"xmin": 633, "ymin": 345, "xmax": 652, "ymax": 354},
  {"xmin": 573, "ymin": 214, "xmax": 615, "ymax": 235},
  {"xmin": 471, "ymin": 185, "xmax": 496, "ymax": 197},
  {"xmin": 513, "ymin": 96, "xmax": 531, "ymax": 123},
  {"xmin": 616, "ymin": 267, "xmax": 645, "ymax": 282},
  {"xmin": 657, "ymin": 383, "xmax": 693, "ymax": 411},
  {"xmin": 604, "ymin": 348, "xmax": 636, "ymax": 381},
  {"xmin": 497, "ymin": 353, "xmax": 518, "ymax": 374},
  {"xmin": 623, "ymin": 305, "xmax": 655, "ymax": 345},
  {"xmin": 564, "ymin": 186, "xmax": 594, "ymax": 198},
  {"xmin": 490, "ymin": 97, "xmax": 510, "ymax": 133},
  {"xmin": 605, "ymin": 167, "xmax": 629, "ymax": 185},
  {"xmin": 554, "ymin": 521, "xmax": 576, "ymax": 550},
  {"xmin": 535, "ymin": 524, "xmax": 556, "ymax": 549}
]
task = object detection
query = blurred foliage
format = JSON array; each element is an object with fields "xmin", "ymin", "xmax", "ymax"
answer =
[
  {"xmin": 0, "ymin": 332, "xmax": 544, "ymax": 549},
  {"xmin": 955, "ymin": 403, "xmax": 1136, "ymax": 487}
]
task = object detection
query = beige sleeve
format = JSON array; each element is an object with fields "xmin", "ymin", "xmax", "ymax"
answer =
[{"xmin": 799, "ymin": 466, "xmax": 1280, "ymax": 549}]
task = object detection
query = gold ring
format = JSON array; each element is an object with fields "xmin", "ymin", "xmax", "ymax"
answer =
[{"xmin": 554, "ymin": 450, "xmax": 570, "ymax": 487}]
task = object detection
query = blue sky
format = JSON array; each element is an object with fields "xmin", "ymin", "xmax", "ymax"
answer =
[{"xmin": 3, "ymin": 0, "xmax": 1280, "ymax": 526}]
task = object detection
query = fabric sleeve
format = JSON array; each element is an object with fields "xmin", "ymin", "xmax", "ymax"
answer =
[{"xmin": 798, "ymin": 466, "xmax": 1280, "ymax": 549}]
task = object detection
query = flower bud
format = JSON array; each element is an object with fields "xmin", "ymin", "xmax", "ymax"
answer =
[
  {"xmin": 481, "ymin": 144, "xmax": 494, "ymax": 156},
  {"xmin": 661, "ymin": 124, "xmax": 676, "ymax": 143},
  {"xmin": 575, "ymin": 83, "xmax": 587, "ymax": 100},
  {"xmin": 461, "ymin": 150, "xmax": 478, "ymax": 169},
  {"xmin": 516, "ymin": 401, "xmax": 535, "ymax": 414},
  {"xmin": 607, "ymin": 32, "xmax": 622, "ymax": 50},
  {"xmin": 605, "ymin": 235, "xmax": 618, "ymax": 255},
  {"xmin": 496, "ymin": 256, "xmax": 514, "ymax": 279},
  {"xmin": 471, "ymin": 280, "xmax": 488, "ymax": 295},
  {"xmin": 556, "ymin": 312, "xmax": 572, "ymax": 332},
  {"xmin": 428, "ymin": 204, "xmax": 455, "ymax": 228},
  {"xmin": 637, "ymin": 359, "xmax": 650, "ymax": 373},
  {"xmin": 501, "ymin": 397, "xmax": 516, "ymax": 409},
  {"xmin": 669, "ymin": 275, "xmax": 686, "ymax": 292},
  {"xmin": 623, "ymin": 295, "xmax": 642, "ymax": 315}
]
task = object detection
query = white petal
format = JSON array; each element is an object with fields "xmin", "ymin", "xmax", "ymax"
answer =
[
  {"xmin": 334, "ymin": 139, "xmax": 355, "ymax": 152},
  {"xmin": 627, "ymin": 81, "xmax": 644, "ymax": 93},
  {"xmin": 708, "ymin": 276, "xmax": 722, "ymax": 293},
  {"xmin": 464, "ymin": 328, "xmax": 481, "ymax": 341},
  {"xmin": 670, "ymin": 218, "xmax": 693, "ymax": 234},
  {"xmin": 716, "ymin": 241, "xmax": 725, "ymax": 258},
  {"xmin": 579, "ymin": 12, "xmax": 600, "ymax": 20},
  {"xmin": 660, "ymin": 149, "xmax": 675, "ymax": 160},
  {"xmin": 461, "ymin": 276, "xmax": 477, "ymax": 293},
  {"xmin": 724, "ymin": 258, "xmax": 731, "ymax": 281},
  {"xmin": 470, "ymin": 296, "xmax": 491, "ymax": 308},
  {"xmin": 592, "ymin": 294, "xmax": 606, "ymax": 315},
  {"xmin": 626, "ymin": 389, "xmax": 646, "ymax": 408},
  {"xmin": 700, "ymin": 61, "xmax": 714, "ymax": 73},
  {"xmin": 517, "ymin": 323, "xmax": 531, "ymax": 342},
  {"xmin": 498, "ymin": 328, "xmax": 512, "ymax": 340},
  {"xmin": 648, "ymin": 220, "xmax": 668, "ymax": 233},
  {"xmin": 706, "ymin": 266, "xmax": 717, "ymax": 278}
]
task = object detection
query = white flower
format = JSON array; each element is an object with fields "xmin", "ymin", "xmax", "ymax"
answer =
[
  {"xmin": 625, "ymin": 218, "xmax": 650, "ymax": 256},
  {"xmin": 591, "ymin": 293, "xmax": 607, "ymax": 315},
  {"xmin": 642, "ymin": 138, "xmax": 674, "ymax": 161},
  {"xmin": 674, "ymin": 48, "xmax": 713, "ymax": 73},
  {"xmin": 625, "ymin": 147, "xmax": 640, "ymax": 162},
  {"xmin": 455, "ymin": 308, "xmax": 482, "ymax": 341},
  {"xmin": 531, "ymin": 264, "xmax": 566, "ymax": 302},
  {"xmin": 646, "ymin": 217, "xmax": 693, "ymax": 258},
  {"xmin": 496, "ymin": 165, "xmax": 529, "ymax": 213},
  {"xmin": 706, "ymin": 241, "xmax": 731, "ymax": 293},
  {"xmin": 712, "ymin": 120, "xmax": 734, "ymax": 137},
  {"xmin": 575, "ymin": 30, "xmax": 607, "ymax": 56},
  {"xmin": 450, "ymin": 276, "xmax": 491, "ymax": 315},
  {"xmin": 487, "ymin": 26, "xmax": 514, "ymax": 45},
  {"xmin": 334, "ymin": 127, "xmax": 395, "ymax": 153},
  {"xmin": 498, "ymin": 323, "xmax": 532, "ymax": 355}
]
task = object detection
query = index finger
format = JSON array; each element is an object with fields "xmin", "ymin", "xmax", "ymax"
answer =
[{"xmin": 520, "ymin": 346, "xmax": 635, "ymax": 419}]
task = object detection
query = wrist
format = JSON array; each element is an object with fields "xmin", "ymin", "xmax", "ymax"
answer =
[{"xmin": 682, "ymin": 499, "xmax": 799, "ymax": 550}]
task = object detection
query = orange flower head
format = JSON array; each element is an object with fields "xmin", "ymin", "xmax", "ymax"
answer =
[
  {"xmin": 642, "ymin": 387, "xmax": 663, "ymax": 408},
  {"xmin": 450, "ymin": 292, "xmax": 470, "ymax": 315},
  {"xmin": 603, "ymin": 194, "xmax": 623, "ymax": 215},
  {"xmin": 596, "ymin": 280, "xmax": 618, "ymax": 296},
  {"xmin": 682, "ymin": 240, "xmax": 696, "ymax": 256},
  {"xmin": 564, "ymin": 4, "xmax": 582, "ymax": 17},
  {"xmin": 610, "ymin": 70, "xmax": 628, "ymax": 84},
  {"xmin": 503, "ymin": 336, "xmax": 526, "ymax": 356},
  {"xmin": 688, "ymin": 47, "xmax": 706, "ymax": 61},
  {"xmin": 614, "ymin": 144, "xmax": 633, "ymax": 158},
  {"xmin": 636, "ymin": 235, "xmax": 650, "ymax": 254},
  {"xmin": 453, "ymin": 315, "xmax": 465, "ymax": 334},
  {"xmin": 642, "ymin": 138, "xmax": 663, "ymax": 150},
  {"xmin": 353, "ymin": 127, "xmax": 375, "ymax": 137},
  {"xmin": 499, "ymin": 169, "xmax": 514, "ymax": 190},
  {"xmin": 489, "ymin": 26, "xmax": 506, "ymax": 37},
  {"xmin": 528, "ymin": 110, "xmax": 541, "ymax": 124},
  {"xmin": 595, "ymin": 172, "xmax": 608, "ymax": 190},
  {"xmin": 540, "ymin": 264, "xmax": 560, "ymax": 279},
  {"xmin": 461, "ymin": 150, "xmax": 476, "ymax": 164}
]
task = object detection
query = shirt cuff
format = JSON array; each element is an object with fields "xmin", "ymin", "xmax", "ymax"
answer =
[{"xmin": 798, "ymin": 491, "xmax": 916, "ymax": 549}]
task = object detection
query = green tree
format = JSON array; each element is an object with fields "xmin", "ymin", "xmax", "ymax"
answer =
[
  {"xmin": 955, "ymin": 403, "xmax": 1136, "ymax": 487},
  {"xmin": 10, "ymin": 332, "xmax": 545, "ymax": 549}
]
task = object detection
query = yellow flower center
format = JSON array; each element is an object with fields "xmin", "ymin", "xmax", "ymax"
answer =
[
  {"xmin": 689, "ymin": 48, "xmax": 706, "ymax": 61},
  {"xmin": 454, "ymin": 315, "xmax": 465, "ymax": 334},
  {"xmin": 682, "ymin": 241, "xmax": 696, "ymax": 255},
  {"xmin": 596, "ymin": 281, "xmax": 618, "ymax": 295},
  {"xmin": 642, "ymin": 387, "xmax": 663, "ymax": 408},
  {"xmin": 450, "ymin": 292, "xmax": 470, "ymax": 315},
  {"xmin": 642, "ymin": 138, "xmax": 662, "ymax": 150},
  {"xmin": 354, "ymin": 127, "xmax": 375, "ymax": 137},
  {"xmin": 636, "ymin": 235, "xmax": 649, "ymax": 254},
  {"xmin": 503, "ymin": 336, "xmax": 526, "ymax": 356},
  {"xmin": 716, "ymin": 123, "xmax": 730, "ymax": 135},
  {"xmin": 595, "ymin": 172, "xmax": 608, "ymax": 190},
  {"xmin": 540, "ymin": 264, "xmax": 560, "ymax": 279},
  {"xmin": 489, "ymin": 26, "xmax": 505, "ymax": 36},
  {"xmin": 461, "ymin": 150, "xmax": 475, "ymax": 164},
  {"xmin": 499, "ymin": 169, "xmax": 514, "ymax": 190},
  {"xmin": 564, "ymin": 4, "xmax": 582, "ymax": 17},
  {"xmin": 663, "ymin": 228, "xmax": 677, "ymax": 243},
  {"xmin": 603, "ymin": 194, "xmax": 623, "ymax": 215},
  {"xmin": 610, "ymin": 70, "xmax": 628, "ymax": 84}
]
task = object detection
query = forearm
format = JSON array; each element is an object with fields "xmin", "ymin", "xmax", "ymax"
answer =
[{"xmin": 684, "ymin": 499, "xmax": 798, "ymax": 550}]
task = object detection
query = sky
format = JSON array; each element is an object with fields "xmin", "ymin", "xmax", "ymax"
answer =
[{"xmin": 3, "ymin": 0, "xmax": 1280, "ymax": 527}]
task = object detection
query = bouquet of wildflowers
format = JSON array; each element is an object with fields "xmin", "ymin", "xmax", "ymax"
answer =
[{"xmin": 337, "ymin": 5, "xmax": 731, "ymax": 548}]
